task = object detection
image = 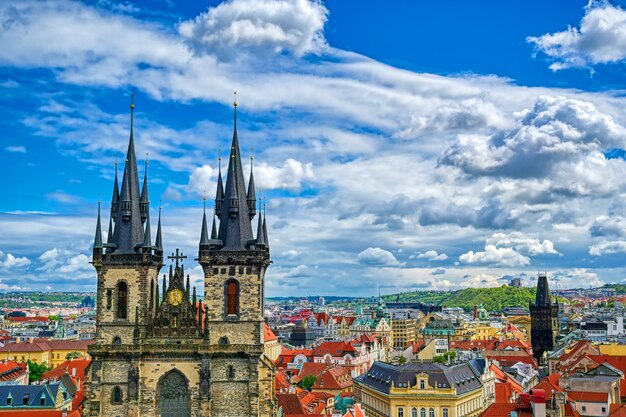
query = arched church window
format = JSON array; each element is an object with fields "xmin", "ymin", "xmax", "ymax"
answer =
[
  {"xmin": 219, "ymin": 336, "xmax": 229, "ymax": 346},
  {"xmin": 225, "ymin": 279, "xmax": 239, "ymax": 316},
  {"xmin": 112, "ymin": 386, "xmax": 122, "ymax": 404},
  {"xmin": 117, "ymin": 282, "xmax": 128, "ymax": 319},
  {"xmin": 228, "ymin": 365, "xmax": 235, "ymax": 380},
  {"xmin": 113, "ymin": 336, "xmax": 122, "ymax": 345}
]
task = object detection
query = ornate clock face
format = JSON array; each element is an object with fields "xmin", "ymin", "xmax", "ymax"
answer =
[{"xmin": 168, "ymin": 289, "xmax": 183, "ymax": 306}]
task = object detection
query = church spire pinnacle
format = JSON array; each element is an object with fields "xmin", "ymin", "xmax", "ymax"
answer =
[
  {"xmin": 247, "ymin": 150, "xmax": 256, "ymax": 219},
  {"xmin": 140, "ymin": 154, "xmax": 149, "ymax": 223},
  {"xmin": 200, "ymin": 195, "xmax": 210, "ymax": 247},
  {"xmin": 112, "ymin": 95, "xmax": 143, "ymax": 253},
  {"xmin": 155, "ymin": 205, "xmax": 163, "ymax": 252},
  {"xmin": 215, "ymin": 153, "xmax": 224, "ymax": 216},
  {"xmin": 94, "ymin": 200, "xmax": 103, "ymax": 249}
]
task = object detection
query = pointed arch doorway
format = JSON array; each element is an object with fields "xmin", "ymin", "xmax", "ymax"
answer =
[{"xmin": 158, "ymin": 370, "xmax": 190, "ymax": 417}]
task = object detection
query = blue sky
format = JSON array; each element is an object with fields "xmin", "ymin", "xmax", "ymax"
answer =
[{"xmin": 3, "ymin": 0, "xmax": 626, "ymax": 295}]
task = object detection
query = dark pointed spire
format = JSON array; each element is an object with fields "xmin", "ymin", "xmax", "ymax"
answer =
[
  {"xmin": 113, "ymin": 96, "xmax": 144, "ymax": 253},
  {"xmin": 140, "ymin": 156, "xmax": 149, "ymax": 223},
  {"xmin": 215, "ymin": 155, "xmax": 224, "ymax": 216},
  {"xmin": 200, "ymin": 197, "xmax": 210, "ymax": 247},
  {"xmin": 142, "ymin": 210, "xmax": 152, "ymax": 249},
  {"xmin": 255, "ymin": 202, "xmax": 266, "ymax": 247},
  {"xmin": 186, "ymin": 274, "xmax": 190, "ymax": 297},
  {"xmin": 192, "ymin": 286, "xmax": 197, "ymax": 311},
  {"xmin": 111, "ymin": 159, "xmax": 119, "ymax": 217},
  {"xmin": 210, "ymin": 213, "xmax": 218, "ymax": 240},
  {"xmin": 534, "ymin": 273, "xmax": 551, "ymax": 306},
  {"xmin": 155, "ymin": 206, "xmax": 163, "ymax": 252},
  {"xmin": 162, "ymin": 274, "xmax": 166, "ymax": 300},
  {"xmin": 155, "ymin": 282, "xmax": 160, "ymax": 307},
  {"xmin": 106, "ymin": 217, "xmax": 114, "ymax": 245},
  {"xmin": 216, "ymin": 95, "xmax": 255, "ymax": 250},
  {"xmin": 263, "ymin": 201, "xmax": 269, "ymax": 248},
  {"xmin": 247, "ymin": 153, "xmax": 256, "ymax": 219},
  {"xmin": 94, "ymin": 201, "xmax": 103, "ymax": 249}
]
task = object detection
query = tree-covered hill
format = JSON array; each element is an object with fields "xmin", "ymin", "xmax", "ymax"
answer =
[{"xmin": 383, "ymin": 286, "xmax": 539, "ymax": 312}]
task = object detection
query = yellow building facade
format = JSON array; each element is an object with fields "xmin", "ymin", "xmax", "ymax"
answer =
[
  {"xmin": 355, "ymin": 362, "xmax": 485, "ymax": 417},
  {"xmin": 391, "ymin": 318, "xmax": 417, "ymax": 349}
]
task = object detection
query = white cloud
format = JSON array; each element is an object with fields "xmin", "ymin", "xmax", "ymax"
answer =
[
  {"xmin": 414, "ymin": 250, "xmax": 448, "ymax": 261},
  {"xmin": 486, "ymin": 232, "xmax": 559, "ymax": 256},
  {"xmin": 38, "ymin": 248, "xmax": 92, "ymax": 278},
  {"xmin": 459, "ymin": 245, "xmax": 530, "ymax": 267},
  {"xmin": 254, "ymin": 159, "xmax": 314, "ymax": 191},
  {"xmin": 5, "ymin": 146, "xmax": 26, "ymax": 153},
  {"xmin": 179, "ymin": 0, "xmax": 328, "ymax": 60},
  {"xmin": 590, "ymin": 216, "xmax": 626, "ymax": 237},
  {"xmin": 589, "ymin": 240, "xmax": 626, "ymax": 256},
  {"xmin": 46, "ymin": 191, "xmax": 83, "ymax": 205},
  {"xmin": 357, "ymin": 247, "xmax": 401, "ymax": 267},
  {"xmin": 186, "ymin": 165, "xmax": 216, "ymax": 197},
  {"xmin": 462, "ymin": 273, "xmax": 501, "ymax": 288},
  {"xmin": 282, "ymin": 250, "xmax": 300, "ymax": 260},
  {"xmin": 0, "ymin": 251, "xmax": 31, "ymax": 270},
  {"xmin": 528, "ymin": 2, "xmax": 626, "ymax": 70}
]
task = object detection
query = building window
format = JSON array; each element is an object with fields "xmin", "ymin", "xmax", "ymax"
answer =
[
  {"xmin": 442, "ymin": 409, "xmax": 448, "ymax": 417},
  {"xmin": 106, "ymin": 289, "xmax": 112, "ymax": 309},
  {"xmin": 39, "ymin": 396, "xmax": 45, "ymax": 406},
  {"xmin": 412, "ymin": 408, "xmax": 418, "ymax": 417},
  {"xmin": 602, "ymin": 407, "xmax": 606, "ymax": 413},
  {"xmin": 420, "ymin": 408, "xmax": 426, "ymax": 417},
  {"xmin": 397, "ymin": 407, "xmax": 404, "ymax": 417},
  {"xmin": 228, "ymin": 365, "xmax": 235, "ymax": 380},
  {"xmin": 420, "ymin": 380, "xmax": 425, "ymax": 389},
  {"xmin": 582, "ymin": 406, "xmax": 586, "ymax": 413},
  {"xmin": 225, "ymin": 279, "xmax": 239, "ymax": 316},
  {"xmin": 113, "ymin": 336, "xmax": 122, "ymax": 345},
  {"xmin": 117, "ymin": 282, "xmax": 128, "ymax": 319},
  {"xmin": 429, "ymin": 409, "xmax": 434, "ymax": 417},
  {"xmin": 112, "ymin": 386, "xmax": 122, "ymax": 404}
]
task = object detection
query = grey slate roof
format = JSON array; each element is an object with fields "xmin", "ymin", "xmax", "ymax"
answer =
[
  {"xmin": 355, "ymin": 361, "xmax": 482, "ymax": 395},
  {"xmin": 0, "ymin": 382, "xmax": 64, "ymax": 408},
  {"xmin": 532, "ymin": 273, "xmax": 554, "ymax": 306}
]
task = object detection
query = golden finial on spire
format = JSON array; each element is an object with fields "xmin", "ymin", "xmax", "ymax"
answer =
[
  {"xmin": 145, "ymin": 152, "xmax": 149, "ymax": 165},
  {"xmin": 233, "ymin": 91, "xmax": 237, "ymax": 107},
  {"xmin": 131, "ymin": 93, "xmax": 135, "ymax": 109}
]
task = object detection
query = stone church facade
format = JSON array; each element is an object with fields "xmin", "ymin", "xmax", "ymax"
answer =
[
  {"xmin": 530, "ymin": 272, "xmax": 559, "ymax": 362},
  {"xmin": 85, "ymin": 101, "xmax": 276, "ymax": 417}
]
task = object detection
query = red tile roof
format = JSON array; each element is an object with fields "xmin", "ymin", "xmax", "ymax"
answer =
[
  {"xmin": 479, "ymin": 403, "xmax": 532, "ymax": 417},
  {"xmin": 311, "ymin": 366, "xmax": 352, "ymax": 391},
  {"xmin": 568, "ymin": 391, "xmax": 609, "ymax": 403},
  {"xmin": 0, "ymin": 360, "xmax": 27, "ymax": 382},
  {"xmin": 42, "ymin": 357, "xmax": 91, "ymax": 385},
  {"xmin": 264, "ymin": 323, "xmax": 278, "ymax": 342},
  {"xmin": 313, "ymin": 341, "xmax": 356, "ymax": 357}
]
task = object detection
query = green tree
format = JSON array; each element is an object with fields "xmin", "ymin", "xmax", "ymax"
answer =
[
  {"xmin": 65, "ymin": 351, "xmax": 83, "ymax": 360},
  {"xmin": 397, "ymin": 356, "xmax": 407, "ymax": 364},
  {"xmin": 27, "ymin": 360, "xmax": 51, "ymax": 383},
  {"xmin": 297, "ymin": 375, "xmax": 317, "ymax": 391}
]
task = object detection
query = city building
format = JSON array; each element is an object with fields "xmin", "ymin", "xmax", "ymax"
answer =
[
  {"xmin": 85, "ymin": 101, "xmax": 275, "ymax": 416},
  {"xmin": 354, "ymin": 361, "xmax": 489, "ymax": 417}
]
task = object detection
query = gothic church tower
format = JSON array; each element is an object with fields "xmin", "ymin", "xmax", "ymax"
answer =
[{"xmin": 86, "ymin": 100, "xmax": 275, "ymax": 417}]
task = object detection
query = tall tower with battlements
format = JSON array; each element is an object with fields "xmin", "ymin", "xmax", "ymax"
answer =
[
  {"xmin": 86, "ymin": 99, "xmax": 275, "ymax": 417},
  {"xmin": 530, "ymin": 272, "xmax": 559, "ymax": 361}
]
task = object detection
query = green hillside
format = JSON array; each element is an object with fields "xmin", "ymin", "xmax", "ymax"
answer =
[{"xmin": 384, "ymin": 286, "xmax": 538, "ymax": 312}]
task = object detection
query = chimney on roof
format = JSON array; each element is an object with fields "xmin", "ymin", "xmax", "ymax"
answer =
[
  {"xmin": 72, "ymin": 368, "xmax": 76, "ymax": 377},
  {"xmin": 530, "ymin": 389, "xmax": 546, "ymax": 417},
  {"xmin": 29, "ymin": 337, "xmax": 33, "ymax": 344}
]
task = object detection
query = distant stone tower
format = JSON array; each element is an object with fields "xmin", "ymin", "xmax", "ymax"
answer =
[
  {"xmin": 530, "ymin": 273, "xmax": 559, "ymax": 361},
  {"xmin": 86, "ymin": 99, "xmax": 275, "ymax": 417}
]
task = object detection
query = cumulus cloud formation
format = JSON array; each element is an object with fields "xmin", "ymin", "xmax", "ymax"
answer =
[
  {"xmin": 0, "ymin": 251, "xmax": 31, "ymax": 270},
  {"xmin": 528, "ymin": 2, "xmax": 626, "ymax": 70},
  {"xmin": 357, "ymin": 247, "xmax": 401, "ymax": 267},
  {"xmin": 413, "ymin": 250, "xmax": 448, "ymax": 261},
  {"xmin": 590, "ymin": 216, "xmax": 626, "ymax": 237},
  {"xmin": 462, "ymin": 273, "xmax": 501, "ymax": 288},
  {"xmin": 179, "ymin": 0, "xmax": 328, "ymax": 60},
  {"xmin": 254, "ymin": 159, "xmax": 314, "ymax": 191},
  {"xmin": 38, "ymin": 248, "xmax": 93, "ymax": 279},
  {"xmin": 460, "ymin": 245, "xmax": 530, "ymax": 267},
  {"xmin": 589, "ymin": 240, "xmax": 626, "ymax": 256},
  {"xmin": 187, "ymin": 165, "xmax": 215, "ymax": 197},
  {"xmin": 486, "ymin": 232, "xmax": 559, "ymax": 256},
  {"xmin": 441, "ymin": 95, "xmax": 626, "ymax": 180}
]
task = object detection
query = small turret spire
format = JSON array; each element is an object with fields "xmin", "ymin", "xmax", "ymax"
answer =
[
  {"xmin": 155, "ymin": 205, "xmax": 163, "ymax": 252},
  {"xmin": 255, "ymin": 199, "xmax": 266, "ymax": 247},
  {"xmin": 210, "ymin": 210, "xmax": 218, "ymax": 240},
  {"xmin": 142, "ymin": 209, "xmax": 152, "ymax": 249},
  {"xmin": 263, "ymin": 200, "xmax": 269, "ymax": 248},
  {"xmin": 247, "ymin": 150, "xmax": 257, "ymax": 219},
  {"xmin": 215, "ymin": 153, "xmax": 224, "ymax": 216},
  {"xmin": 94, "ymin": 200, "xmax": 103, "ymax": 249},
  {"xmin": 140, "ymin": 154, "xmax": 149, "ymax": 223},
  {"xmin": 106, "ymin": 217, "xmax": 114, "ymax": 245},
  {"xmin": 110, "ymin": 158, "xmax": 120, "ymax": 218},
  {"xmin": 200, "ymin": 195, "xmax": 210, "ymax": 247}
]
